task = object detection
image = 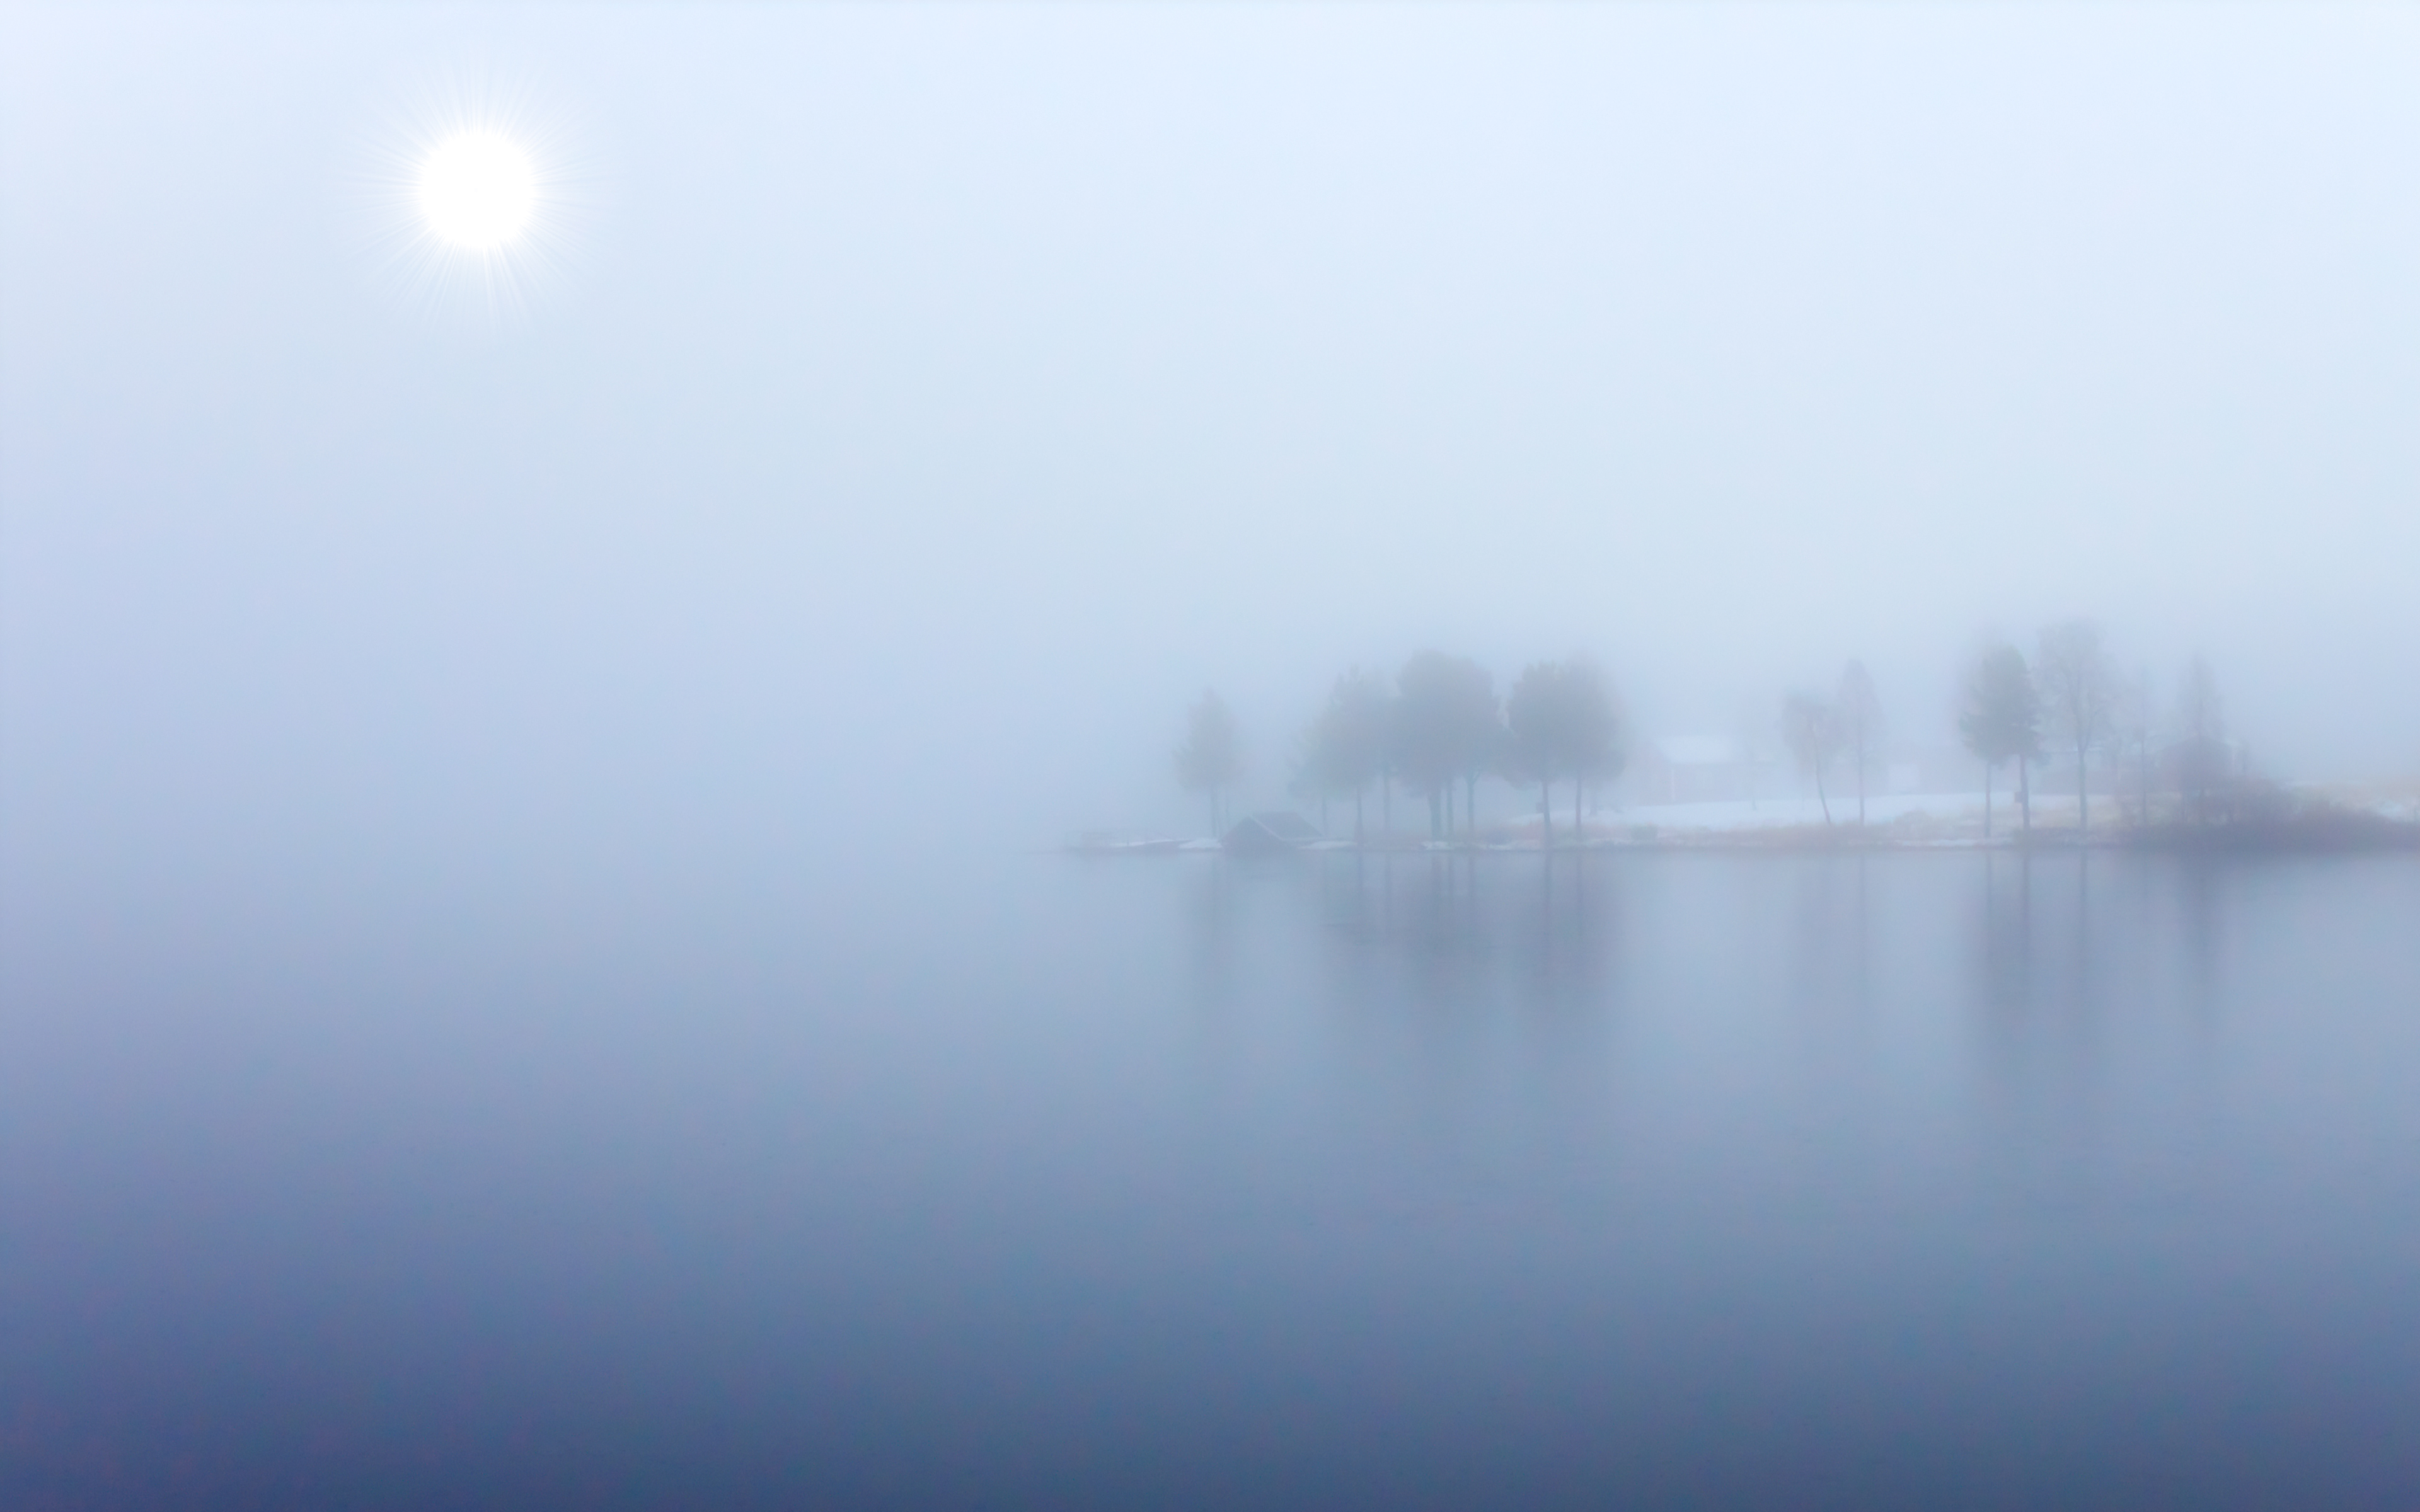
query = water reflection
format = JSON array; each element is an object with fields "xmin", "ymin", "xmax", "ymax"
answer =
[
  {"xmin": 1305, "ymin": 850, "xmax": 1615, "ymax": 956},
  {"xmin": 13, "ymin": 849, "xmax": 2420, "ymax": 1508},
  {"xmin": 1965, "ymin": 851, "xmax": 2245, "ymax": 1215},
  {"xmin": 1178, "ymin": 849, "xmax": 2399, "ymax": 1234}
]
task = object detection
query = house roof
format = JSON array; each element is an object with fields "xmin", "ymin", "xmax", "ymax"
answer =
[{"xmin": 1224, "ymin": 811, "xmax": 1322, "ymax": 849}]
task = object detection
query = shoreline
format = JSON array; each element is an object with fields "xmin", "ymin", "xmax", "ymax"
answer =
[{"xmin": 1068, "ymin": 810, "xmax": 2420, "ymax": 857}]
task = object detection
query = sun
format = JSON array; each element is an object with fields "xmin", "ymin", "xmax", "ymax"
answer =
[
  {"xmin": 353, "ymin": 72, "xmax": 596, "ymax": 328},
  {"xmin": 417, "ymin": 132, "xmax": 537, "ymax": 251}
]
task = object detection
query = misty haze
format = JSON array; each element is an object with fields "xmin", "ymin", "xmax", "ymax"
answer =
[{"xmin": 9, "ymin": 5, "xmax": 2420, "ymax": 1509}]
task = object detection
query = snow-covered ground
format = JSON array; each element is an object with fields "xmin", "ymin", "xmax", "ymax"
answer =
[
  {"xmin": 1618, "ymin": 791, "xmax": 1988, "ymax": 832},
  {"xmin": 1503, "ymin": 791, "xmax": 2011, "ymax": 834}
]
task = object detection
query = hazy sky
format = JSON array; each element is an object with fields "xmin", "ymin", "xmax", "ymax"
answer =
[{"xmin": 8, "ymin": 4, "xmax": 2420, "ymax": 875}]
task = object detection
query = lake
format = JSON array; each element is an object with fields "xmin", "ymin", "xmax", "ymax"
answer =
[{"xmin": 7, "ymin": 848, "xmax": 2420, "ymax": 1508}]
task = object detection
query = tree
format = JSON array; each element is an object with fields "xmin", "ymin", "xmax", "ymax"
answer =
[
  {"xmin": 1446, "ymin": 662, "xmax": 1504, "ymax": 841},
  {"xmin": 2172, "ymin": 655, "xmax": 2228, "ymax": 822},
  {"xmin": 1836, "ymin": 660, "xmax": 1883, "ymax": 826},
  {"xmin": 1505, "ymin": 656, "xmax": 1627, "ymax": 847},
  {"xmin": 2036, "ymin": 619, "xmax": 2115, "ymax": 833},
  {"xmin": 1175, "ymin": 690, "xmax": 1243, "ymax": 837},
  {"xmin": 1781, "ymin": 691, "xmax": 1841, "ymax": 825},
  {"xmin": 1287, "ymin": 735, "xmax": 1329, "ymax": 833},
  {"xmin": 1957, "ymin": 643, "xmax": 2041, "ymax": 839},
  {"xmin": 2111, "ymin": 667, "xmax": 2156, "ymax": 827},
  {"xmin": 1461, "ymin": 714, "xmax": 1504, "ymax": 841},
  {"xmin": 1505, "ymin": 662, "xmax": 1569, "ymax": 846},
  {"xmin": 1562, "ymin": 655, "xmax": 1627, "ymax": 836},
  {"xmin": 1395, "ymin": 652, "xmax": 1498, "ymax": 842},
  {"xmin": 1298, "ymin": 666, "xmax": 1390, "ymax": 843}
]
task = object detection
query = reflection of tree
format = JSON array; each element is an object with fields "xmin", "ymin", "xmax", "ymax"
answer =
[
  {"xmin": 2178, "ymin": 854, "xmax": 2221, "ymax": 1021},
  {"xmin": 1302, "ymin": 852, "xmax": 1618, "ymax": 1016},
  {"xmin": 2071, "ymin": 850, "xmax": 2094, "ymax": 1025},
  {"xmin": 1525, "ymin": 854, "xmax": 1620, "ymax": 1011},
  {"xmin": 1183, "ymin": 857, "xmax": 1240, "ymax": 1012},
  {"xmin": 1978, "ymin": 851, "xmax": 2034, "ymax": 1021},
  {"xmin": 1781, "ymin": 853, "xmax": 1876, "ymax": 1020},
  {"xmin": 1966, "ymin": 849, "xmax": 2169, "ymax": 1211}
]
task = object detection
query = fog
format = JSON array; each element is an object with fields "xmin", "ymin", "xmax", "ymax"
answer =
[
  {"xmin": 10, "ymin": 3, "xmax": 2420, "ymax": 891},
  {"xmin": 22, "ymin": 12, "xmax": 2420, "ymax": 1506}
]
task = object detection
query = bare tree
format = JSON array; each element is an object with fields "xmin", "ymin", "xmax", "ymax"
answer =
[
  {"xmin": 1957, "ymin": 642, "xmax": 2040, "ymax": 839},
  {"xmin": 2172, "ymin": 655, "xmax": 2228, "ymax": 822},
  {"xmin": 1781, "ymin": 691, "xmax": 1841, "ymax": 825},
  {"xmin": 1175, "ymin": 690, "xmax": 1243, "ymax": 837},
  {"xmin": 1836, "ymin": 660, "xmax": 1883, "ymax": 826},
  {"xmin": 2035, "ymin": 619, "xmax": 2116, "ymax": 833},
  {"xmin": 2110, "ymin": 667, "xmax": 2156, "ymax": 826}
]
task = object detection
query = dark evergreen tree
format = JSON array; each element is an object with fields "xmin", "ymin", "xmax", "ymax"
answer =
[{"xmin": 1958, "ymin": 643, "xmax": 2041, "ymax": 839}]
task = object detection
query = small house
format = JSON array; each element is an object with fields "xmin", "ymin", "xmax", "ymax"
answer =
[{"xmin": 1632, "ymin": 736, "xmax": 1756, "ymax": 805}]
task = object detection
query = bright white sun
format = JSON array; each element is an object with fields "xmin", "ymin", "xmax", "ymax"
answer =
[{"xmin": 417, "ymin": 132, "xmax": 536, "ymax": 250}]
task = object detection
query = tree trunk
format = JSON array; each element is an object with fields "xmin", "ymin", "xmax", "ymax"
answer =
[
  {"xmin": 1857, "ymin": 739, "xmax": 1867, "ymax": 826},
  {"xmin": 2019, "ymin": 756, "xmax": 2031, "ymax": 834},
  {"xmin": 1983, "ymin": 764, "xmax": 1993, "ymax": 839},
  {"xmin": 1541, "ymin": 781, "xmax": 1553, "ymax": 848},
  {"xmin": 1444, "ymin": 783, "xmax": 1455, "ymax": 838},
  {"xmin": 2077, "ymin": 736, "xmax": 2090, "ymax": 833},
  {"xmin": 1465, "ymin": 772, "xmax": 1478, "ymax": 841},
  {"xmin": 1815, "ymin": 765, "xmax": 1833, "ymax": 826}
]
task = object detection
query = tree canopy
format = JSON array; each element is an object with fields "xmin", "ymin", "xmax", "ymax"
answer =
[
  {"xmin": 1957, "ymin": 644, "xmax": 2039, "ymax": 769},
  {"xmin": 1394, "ymin": 651, "xmax": 1499, "ymax": 837},
  {"xmin": 1506, "ymin": 656, "xmax": 1625, "ymax": 842},
  {"xmin": 1296, "ymin": 666, "xmax": 1392, "ymax": 837},
  {"xmin": 1175, "ymin": 689, "xmax": 1243, "ymax": 834},
  {"xmin": 1957, "ymin": 643, "xmax": 2039, "ymax": 837}
]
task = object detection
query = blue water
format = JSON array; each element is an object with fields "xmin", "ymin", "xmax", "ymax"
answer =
[{"xmin": 7, "ymin": 849, "xmax": 2420, "ymax": 1508}]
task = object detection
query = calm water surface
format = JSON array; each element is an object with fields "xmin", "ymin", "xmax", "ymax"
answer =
[{"xmin": 7, "ymin": 850, "xmax": 2420, "ymax": 1508}]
